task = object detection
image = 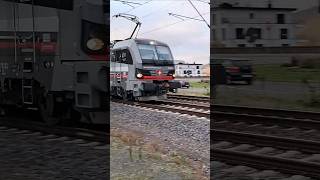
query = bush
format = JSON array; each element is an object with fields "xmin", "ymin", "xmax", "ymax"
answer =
[
  {"xmin": 200, "ymin": 79, "xmax": 210, "ymax": 83},
  {"xmin": 300, "ymin": 59, "xmax": 320, "ymax": 69}
]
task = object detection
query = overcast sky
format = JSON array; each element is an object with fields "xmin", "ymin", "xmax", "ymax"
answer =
[
  {"xmin": 110, "ymin": 0, "xmax": 210, "ymax": 64},
  {"xmin": 111, "ymin": 0, "xmax": 318, "ymax": 65}
]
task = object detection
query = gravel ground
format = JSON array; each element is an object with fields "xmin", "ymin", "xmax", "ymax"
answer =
[
  {"xmin": 110, "ymin": 102, "xmax": 210, "ymax": 178},
  {"xmin": 111, "ymin": 133, "xmax": 200, "ymax": 179},
  {"xmin": 0, "ymin": 125, "xmax": 108, "ymax": 180}
]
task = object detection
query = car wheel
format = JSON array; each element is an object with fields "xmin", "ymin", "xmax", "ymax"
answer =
[{"xmin": 246, "ymin": 79, "xmax": 252, "ymax": 85}]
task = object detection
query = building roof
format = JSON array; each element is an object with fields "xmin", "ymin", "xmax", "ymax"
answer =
[{"xmin": 213, "ymin": 4, "xmax": 297, "ymax": 11}]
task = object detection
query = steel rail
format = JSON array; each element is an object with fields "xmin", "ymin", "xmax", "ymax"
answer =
[
  {"xmin": 167, "ymin": 94, "xmax": 320, "ymax": 120},
  {"xmin": 212, "ymin": 148, "xmax": 320, "ymax": 178},
  {"xmin": 213, "ymin": 129, "xmax": 320, "ymax": 154}
]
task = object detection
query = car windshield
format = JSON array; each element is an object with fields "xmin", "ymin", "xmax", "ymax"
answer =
[{"xmin": 138, "ymin": 44, "xmax": 173, "ymax": 61}]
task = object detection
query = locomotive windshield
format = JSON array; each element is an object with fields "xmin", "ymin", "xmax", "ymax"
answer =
[{"xmin": 137, "ymin": 44, "xmax": 174, "ymax": 64}]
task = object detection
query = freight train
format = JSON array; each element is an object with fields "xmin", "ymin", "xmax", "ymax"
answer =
[
  {"xmin": 0, "ymin": 0, "xmax": 108, "ymax": 125},
  {"xmin": 110, "ymin": 38, "xmax": 179, "ymax": 101}
]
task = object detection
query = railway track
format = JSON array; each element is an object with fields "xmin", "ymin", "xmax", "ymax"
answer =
[
  {"xmin": 0, "ymin": 115, "xmax": 108, "ymax": 144},
  {"xmin": 132, "ymin": 95, "xmax": 320, "ymax": 177},
  {"xmin": 167, "ymin": 94, "xmax": 210, "ymax": 103},
  {"xmin": 156, "ymin": 98, "xmax": 320, "ymax": 133},
  {"xmin": 212, "ymin": 130, "xmax": 320, "ymax": 178},
  {"xmin": 168, "ymin": 94, "xmax": 320, "ymax": 120},
  {"xmin": 112, "ymin": 99, "xmax": 210, "ymax": 119}
]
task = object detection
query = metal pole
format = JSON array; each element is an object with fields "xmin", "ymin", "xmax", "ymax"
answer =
[
  {"xmin": 187, "ymin": 0, "xmax": 210, "ymax": 28},
  {"xmin": 13, "ymin": 3, "xmax": 17, "ymax": 64},
  {"xmin": 32, "ymin": 0, "xmax": 36, "ymax": 67},
  {"xmin": 130, "ymin": 23, "xmax": 139, "ymax": 39}
]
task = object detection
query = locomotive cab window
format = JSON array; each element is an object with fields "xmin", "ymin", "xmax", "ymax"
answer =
[
  {"xmin": 121, "ymin": 49, "xmax": 133, "ymax": 64},
  {"xmin": 111, "ymin": 51, "xmax": 116, "ymax": 62},
  {"xmin": 113, "ymin": 49, "xmax": 133, "ymax": 64},
  {"xmin": 156, "ymin": 46, "xmax": 173, "ymax": 60},
  {"xmin": 137, "ymin": 44, "xmax": 174, "ymax": 63},
  {"xmin": 138, "ymin": 44, "xmax": 158, "ymax": 60}
]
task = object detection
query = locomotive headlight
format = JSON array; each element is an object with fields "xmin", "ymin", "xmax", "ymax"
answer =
[
  {"xmin": 86, "ymin": 38, "xmax": 104, "ymax": 51},
  {"xmin": 136, "ymin": 73, "xmax": 143, "ymax": 79},
  {"xmin": 172, "ymin": 73, "xmax": 176, "ymax": 78}
]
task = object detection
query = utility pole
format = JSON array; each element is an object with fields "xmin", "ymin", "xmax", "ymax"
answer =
[
  {"xmin": 187, "ymin": 0, "xmax": 210, "ymax": 28},
  {"xmin": 113, "ymin": 0, "xmax": 142, "ymax": 8},
  {"xmin": 168, "ymin": 1, "xmax": 210, "ymax": 29}
]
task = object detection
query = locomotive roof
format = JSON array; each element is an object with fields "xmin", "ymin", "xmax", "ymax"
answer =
[
  {"xmin": 112, "ymin": 38, "xmax": 170, "ymax": 49},
  {"xmin": 134, "ymin": 38, "xmax": 169, "ymax": 46}
]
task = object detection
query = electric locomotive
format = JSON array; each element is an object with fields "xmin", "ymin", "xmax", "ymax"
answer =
[
  {"xmin": 0, "ymin": 0, "xmax": 108, "ymax": 125},
  {"xmin": 110, "ymin": 38, "xmax": 177, "ymax": 101}
]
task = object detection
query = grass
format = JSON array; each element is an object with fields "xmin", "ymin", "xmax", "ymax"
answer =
[
  {"xmin": 254, "ymin": 64, "xmax": 320, "ymax": 83},
  {"xmin": 190, "ymin": 81, "xmax": 210, "ymax": 89},
  {"xmin": 171, "ymin": 81, "xmax": 210, "ymax": 97},
  {"xmin": 214, "ymin": 89, "xmax": 320, "ymax": 112}
]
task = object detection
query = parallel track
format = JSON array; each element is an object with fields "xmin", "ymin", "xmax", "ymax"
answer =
[
  {"xmin": 112, "ymin": 99, "xmax": 210, "ymax": 118},
  {"xmin": 212, "ymin": 148, "xmax": 320, "ymax": 178},
  {"xmin": 168, "ymin": 94, "xmax": 320, "ymax": 121},
  {"xmin": 0, "ymin": 117, "xmax": 108, "ymax": 144}
]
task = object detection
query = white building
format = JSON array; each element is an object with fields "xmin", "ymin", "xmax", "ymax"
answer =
[
  {"xmin": 212, "ymin": 2, "xmax": 298, "ymax": 47},
  {"xmin": 174, "ymin": 61, "xmax": 203, "ymax": 77}
]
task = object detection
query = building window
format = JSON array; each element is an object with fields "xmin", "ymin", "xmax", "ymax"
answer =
[
  {"xmin": 247, "ymin": 28, "xmax": 262, "ymax": 41},
  {"xmin": 236, "ymin": 28, "xmax": 245, "ymax": 39},
  {"xmin": 183, "ymin": 70, "xmax": 187, "ymax": 74},
  {"xmin": 238, "ymin": 44, "xmax": 246, "ymax": 47},
  {"xmin": 197, "ymin": 70, "xmax": 201, "ymax": 74},
  {"xmin": 280, "ymin": 28, "xmax": 288, "ymax": 39},
  {"xmin": 249, "ymin": 13, "xmax": 254, "ymax": 19},
  {"xmin": 221, "ymin": 17, "xmax": 229, "ymax": 24},
  {"xmin": 256, "ymin": 28, "xmax": 262, "ymax": 39},
  {"xmin": 196, "ymin": 66, "xmax": 199, "ymax": 69},
  {"xmin": 222, "ymin": 28, "xmax": 226, "ymax": 40},
  {"xmin": 282, "ymin": 44, "xmax": 289, "ymax": 47},
  {"xmin": 277, "ymin": 14, "xmax": 285, "ymax": 24},
  {"xmin": 255, "ymin": 44, "xmax": 263, "ymax": 47}
]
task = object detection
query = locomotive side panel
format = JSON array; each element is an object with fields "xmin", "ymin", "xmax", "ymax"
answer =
[{"xmin": 0, "ymin": 0, "xmax": 108, "ymax": 125}]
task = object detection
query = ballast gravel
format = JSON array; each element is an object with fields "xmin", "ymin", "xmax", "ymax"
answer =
[
  {"xmin": 111, "ymin": 102, "xmax": 210, "ymax": 176},
  {"xmin": 0, "ymin": 125, "xmax": 108, "ymax": 180}
]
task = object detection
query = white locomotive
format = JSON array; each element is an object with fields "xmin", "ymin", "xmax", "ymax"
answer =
[{"xmin": 110, "ymin": 38, "xmax": 178, "ymax": 101}]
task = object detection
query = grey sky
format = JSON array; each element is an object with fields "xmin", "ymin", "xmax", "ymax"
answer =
[{"xmin": 111, "ymin": 0, "xmax": 318, "ymax": 65}]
